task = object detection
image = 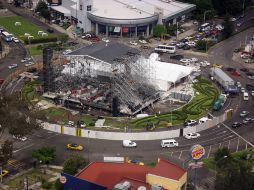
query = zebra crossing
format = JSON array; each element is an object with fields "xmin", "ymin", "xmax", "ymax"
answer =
[{"xmin": 7, "ymin": 159, "xmax": 26, "ymax": 170}]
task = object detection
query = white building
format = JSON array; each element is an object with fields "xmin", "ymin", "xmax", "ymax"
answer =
[{"xmin": 50, "ymin": 0, "xmax": 196, "ymax": 36}]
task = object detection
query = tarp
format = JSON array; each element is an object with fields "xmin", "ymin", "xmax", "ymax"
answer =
[{"xmin": 51, "ymin": 6, "xmax": 71, "ymax": 16}]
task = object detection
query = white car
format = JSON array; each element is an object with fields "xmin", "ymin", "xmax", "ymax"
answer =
[
  {"xmin": 184, "ymin": 133, "xmax": 200, "ymax": 139},
  {"xmin": 199, "ymin": 117, "xmax": 211, "ymax": 124},
  {"xmin": 251, "ymin": 91, "xmax": 254, "ymax": 96},
  {"xmin": 241, "ymin": 87, "xmax": 245, "ymax": 93},
  {"xmin": 13, "ymin": 37, "xmax": 20, "ymax": 43},
  {"xmin": 102, "ymin": 38, "xmax": 110, "ymax": 43},
  {"xmin": 13, "ymin": 135, "xmax": 27, "ymax": 142},
  {"xmin": 203, "ymin": 60, "xmax": 210, "ymax": 66},
  {"xmin": 236, "ymin": 81, "xmax": 241, "ymax": 88},
  {"xmin": 63, "ymin": 49, "xmax": 72, "ymax": 55},
  {"xmin": 25, "ymin": 62, "xmax": 35, "ymax": 67},
  {"xmin": 129, "ymin": 41, "xmax": 138, "ymax": 46},
  {"xmin": 190, "ymin": 57, "xmax": 198, "ymax": 62},
  {"xmin": 180, "ymin": 58, "xmax": 191, "ymax": 63},
  {"xmin": 123, "ymin": 140, "xmax": 137, "ymax": 148},
  {"xmin": 186, "ymin": 41, "xmax": 196, "ymax": 47},
  {"xmin": 68, "ymin": 120, "xmax": 74, "ymax": 126},
  {"xmin": 247, "ymin": 76, "xmax": 254, "ymax": 80},
  {"xmin": 138, "ymin": 40, "xmax": 147, "ymax": 44},
  {"xmin": 8, "ymin": 64, "xmax": 18, "ymax": 69}
]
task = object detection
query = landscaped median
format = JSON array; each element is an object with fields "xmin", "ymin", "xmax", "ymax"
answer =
[
  {"xmin": 132, "ymin": 77, "xmax": 219, "ymax": 128},
  {"xmin": 0, "ymin": 16, "xmax": 67, "ymax": 44}
]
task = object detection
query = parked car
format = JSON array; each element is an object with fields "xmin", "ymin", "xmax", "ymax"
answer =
[
  {"xmin": 66, "ymin": 143, "xmax": 83, "ymax": 150},
  {"xmin": 212, "ymin": 64, "xmax": 223, "ymax": 68},
  {"xmin": 8, "ymin": 64, "xmax": 18, "ymax": 69},
  {"xmin": 102, "ymin": 38, "xmax": 110, "ymax": 43},
  {"xmin": 247, "ymin": 76, "xmax": 254, "ymax": 80},
  {"xmin": 161, "ymin": 139, "xmax": 178, "ymax": 147},
  {"xmin": 240, "ymin": 111, "xmax": 249, "ymax": 117},
  {"xmin": 123, "ymin": 140, "xmax": 137, "ymax": 148},
  {"xmin": 25, "ymin": 62, "xmax": 35, "ymax": 67},
  {"xmin": 184, "ymin": 120, "xmax": 198, "ymax": 126},
  {"xmin": 184, "ymin": 133, "xmax": 200, "ymax": 139},
  {"xmin": 13, "ymin": 135, "xmax": 27, "ymax": 141},
  {"xmin": 252, "ymin": 91, "xmax": 254, "ymax": 96},
  {"xmin": 231, "ymin": 70, "xmax": 241, "ymax": 76},
  {"xmin": 13, "ymin": 37, "xmax": 19, "ymax": 43},
  {"xmin": 129, "ymin": 41, "xmax": 138, "ymax": 46},
  {"xmin": 68, "ymin": 120, "xmax": 74, "ymax": 126},
  {"xmin": 245, "ymin": 59, "xmax": 253, "ymax": 64},
  {"xmin": 232, "ymin": 122, "xmax": 242, "ymax": 128},
  {"xmin": 243, "ymin": 118, "xmax": 253, "ymax": 124},
  {"xmin": 127, "ymin": 160, "xmax": 144, "ymax": 166}
]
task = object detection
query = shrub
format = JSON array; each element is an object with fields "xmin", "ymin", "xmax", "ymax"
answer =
[{"xmin": 23, "ymin": 36, "xmax": 58, "ymax": 44}]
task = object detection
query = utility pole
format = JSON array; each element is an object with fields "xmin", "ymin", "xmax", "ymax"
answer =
[{"xmin": 242, "ymin": 0, "xmax": 246, "ymax": 17}]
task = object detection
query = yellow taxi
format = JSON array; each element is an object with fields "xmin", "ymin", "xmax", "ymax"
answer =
[
  {"xmin": 127, "ymin": 160, "xmax": 145, "ymax": 166},
  {"xmin": 0, "ymin": 170, "xmax": 9, "ymax": 177},
  {"xmin": 66, "ymin": 143, "xmax": 83, "ymax": 151},
  {"xmin": 212, "ymin": 64, "xmax": 223, "ymax": 68}
]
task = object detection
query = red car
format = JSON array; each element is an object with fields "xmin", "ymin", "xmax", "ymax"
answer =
[
  {"xmin": 0, "ymin": 78, "xmax": 4, "ymax": 85},
  {"xmin": 231, "ymin": 70, "xmax": 241, "ymax": 76}
]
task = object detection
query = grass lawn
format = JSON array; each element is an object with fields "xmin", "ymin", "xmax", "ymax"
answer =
[
  {"xmin": 6, "ymin": 169, "xmax": 53, "ymax": 188},
  {"xmin": 0, "ymin": 16, "xmax": 56, "ymax": 41},
  {"xmin": 28, "ymin": 45, "xmax": 43, "ymax": 56}
]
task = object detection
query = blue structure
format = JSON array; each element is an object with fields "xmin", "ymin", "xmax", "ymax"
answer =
[{"xmin": 61, "ymin": 173, "xmax": 106, "ymax": 190}]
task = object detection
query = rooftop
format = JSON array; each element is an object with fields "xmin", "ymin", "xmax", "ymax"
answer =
[
  {"xmin": 76, "ymin": 162, "xmax": 152, "ymax": 189},
  {"xmin": 68, "ymin": 42, "xmax": 140, "ymax": 64},
  {"xmin": 91, "ymin": 0, "xmax": 195, "ymax": 19},
  {"xmin": 149, "ymin": 159, "xmax": 187, "ymax": 181}
]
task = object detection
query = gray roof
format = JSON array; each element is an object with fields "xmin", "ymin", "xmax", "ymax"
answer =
[
  {"xmin": 210, "ymin": 68, "xmax": 234, "ymax": 82},
  {"xmin": 68, "ymin": 42, "xmax": 140, "ymax": 63}
]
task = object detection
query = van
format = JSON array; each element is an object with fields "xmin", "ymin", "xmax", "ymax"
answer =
[
  {"xmin": 199, "ymin": 117, "xmax": 211, "ymax": 124},
  {"xmin": 243, "ymin": 92, "xmax": 249, "ymax": 101},
  {"xmin": 161, "ymin": 139, "xmax": 178, "ymax": 148}
]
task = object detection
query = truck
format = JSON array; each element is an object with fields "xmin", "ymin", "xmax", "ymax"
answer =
[
  {"xmin": 210, "ymin": 68, "xmax": 238, "ymax": 93},
  {"xmin": 213, "ymin": 94, "xmax": 227, "ymax": 111}
]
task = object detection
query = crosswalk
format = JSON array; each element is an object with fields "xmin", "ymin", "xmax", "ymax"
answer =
[{"xmin": 7, "ymin": 159, "xmax": 26, "ymax": 169}]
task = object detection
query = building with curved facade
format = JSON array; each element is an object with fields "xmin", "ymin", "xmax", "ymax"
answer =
[{"xmin": 51, "ymin": 0, "xmax": 196, "ymax": 37}]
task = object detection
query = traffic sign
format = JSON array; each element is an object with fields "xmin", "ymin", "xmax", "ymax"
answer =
[{"xmin": 60, "ymin": 175, "xmax": 67, "ymax": 184}]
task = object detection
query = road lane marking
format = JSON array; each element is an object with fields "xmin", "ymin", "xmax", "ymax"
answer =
[
  {"xmin": 246, "ymin": 143, "xmax": 248, "ymax": 150},
  {"xmin": 179, "ymin": 151, "xmax": 182, "ymax": 159},
  {"xmin": 223, "ymin": 135, "xmax": 234, "ymax": 140},
  {"xmin": 221, "ymin": 122, "xmax": 254, "ymax": 147},
  {"xmin": 207, "ymin": 146, "xmax": 212, "ymax": 158},
  {"xmin": 219, "ymin": 143, "xmax": 221, "ymax": 149},
  {"xmin": 13, "ymin": 144, "xmax": 34, "ymax": 153},
  {"xmin": 236, "ymin": 138, "xmax": 240, "ymax": 152},
  {"xmin": 228, "ymin": 140, "xmax": 231, "ymax": 149}
]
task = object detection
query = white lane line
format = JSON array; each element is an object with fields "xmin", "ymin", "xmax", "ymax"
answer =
[
  {"xmin": 179, "ymin": 151, "xmax": 182, "ymax": 159},
  {"xmin": 13, "ymin": 144, "xmax": 34, "ymax": 153},
  {"xmin": 219, "ymin": 143, "xmax": 221, "ymax": 149},
  {"xmin": 223, "ymin": 135, "xmax": 234, "ymax": 140},
  {"xmin": 207, "ymin": 145, "xmax": 212, "ymax": 158},
  {"xmin": 236, "ymin": 138, "xmax": 240, "ymax": 152},
  {"xmin": 221, "ymin": 122, "xmax": 254, "ymax": 147},
  {"xmin": 246, "ymin": 143, "xmax": 248, "ymax": 150},
  {"xmin": 228, "ymin": 140, "xmax": 231, "ymax": 149}
]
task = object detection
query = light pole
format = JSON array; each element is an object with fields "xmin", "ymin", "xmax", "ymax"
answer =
[
  {"xmin": 242, "ymin": 0, "xmax": 246, "ymax": 17},
  {"xmin": 87, "ymin": 130, "xmax": 90, "ymax": 163}
]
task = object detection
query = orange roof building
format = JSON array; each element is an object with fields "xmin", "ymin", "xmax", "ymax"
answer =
[{"xmin": 63, "ymin": 158, "xmax": 187, "ymax": 190}]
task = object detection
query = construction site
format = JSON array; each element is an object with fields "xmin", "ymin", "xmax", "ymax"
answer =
[{"xmin": 42, "ymin": 42, "xmax": 194, "ymax": 116}]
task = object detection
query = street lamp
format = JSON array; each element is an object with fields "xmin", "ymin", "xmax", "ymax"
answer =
[{"xmin": 214, "ymin": 155, "xmax": 228, "ymax": 178}]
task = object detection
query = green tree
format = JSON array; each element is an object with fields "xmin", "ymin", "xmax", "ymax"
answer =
[
  {"xmin": 196, "ymin": 40, "xmax": 207, "ymax": 51},
  {"xmin": 212, "ymin": 0, "xmax": 242, "ymax": 16},
  {"xmin": 222, "ymin": 14, "xmax": 234, "ymax": 39},
  {"xmin": 63, "ymin": 154, "xmax": 88, "ymax": 175},
  {"xmin": 32, "ymin": 147, "xmax": 56, "ymax": 164},
  {"xmin": 0, "ymin": 140, "xmax": 13, "ymax": 167},
  {"xmin": 153, "ymin": 24, "xmax": 167, "ymax": 38},
  {"xmin": 0, "ymin": 93, "xmax": 42, "ymax": 138},
  {"xmin": 55, "ymin": 178, "xmax": 64, "ymax": 190},
  {"xmin": 35, "ymin": 0, "xmax": 51, "ymax": 20}
]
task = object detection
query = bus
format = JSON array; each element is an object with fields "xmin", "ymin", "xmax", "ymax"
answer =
[
  {"xmin": 1, "ymin": 31, "xmax": 13, "ymax": 42},
  {"xmin": 154, "ymin": 45, "xmax": 176, "ymax": 54}
]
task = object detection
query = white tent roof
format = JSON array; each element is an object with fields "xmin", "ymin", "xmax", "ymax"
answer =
[
  {"xmin": 148, "ymin": 53, "xmax": 193, "ymax": 83},
  {"xmin": 51, "ymin": 6, "xmax": 71, "ymax": 16}
]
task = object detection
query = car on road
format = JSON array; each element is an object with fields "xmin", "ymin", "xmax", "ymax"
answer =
[
  {"xmin": 13, "ymin": 135, "xmax": 27, "ymax": 141},
  {"xmin": 184, "ymin": 120, "xmax": 198, "ymax": 127},
  {"xmin": 68, "ymin": 120, "xmax": 74, "ymax": 126},
  {"xmin": 123, "ymin": 140, "xmax": 137, "ymax": 148},
  {"xmin": 231, "ymin": 70, "xmax": 241, "ymax": 76},
  {"xmin": 63, "ymin": 49, "xmax": 72, "ymax": 55},
  {"xmin": 236, "ymin": 81, "xmax": 241, "ymax": 88},
  {"xmin": 236, "ymin": 22, "xmax": 242, "ymax": 27},
  {"xmin": 8, "ymin": 64, "xmax": 18, "ymax": 69},
  {"xmin": 241, "ymin": 87, "xmax": 245, "ymax": 93},
  {"xmin": 245, "ymin": 59, "xmax": 253, "ymax": 64},
  {"xmin": 246, "ymin": 84, "xmax": 253, "ymax": 91},
  {"xmin": 25, "ymin": 62, "xmax": 35, "ymax": 67},
  {"xmin": 252, "ymin": 91, "xmax": 254, "ymax": 96},
  {"xmin": 240, "ymin": 111, "xmax": 250, "ymax": 117},
  {"xmin": 232, "ymin": 122, "xmax": 242, "ymax": 128},
  {"xmin": 102, "ymin": 38, "xmax": 110, "ymax": 43},
  {"xmin": 243, "ymin": 118, "xmax": 253, "ymax": 124},
  {"xmin": 212, "ymin": 64, "xmax": 223, "ymax": 68},
  {"xmin": 247, "ymin": 76, "xmax": 254, "ymax": 80},
  {"xmin": 180, "ymin": 58, "xmax": 190, "ymax": 63},
  {"xmin": 138, "ymin": 40, "xmax": 147, "ymax": 44},
  {"xmin": 233, "ymin": 48, "xmax": 240, "ymax": 53},
  {"xmin": 0, "ymin": 170, "xmax": 9, "ymax": 177},
  {"xmin": 127, "ymin": 160, "xmax": 144, "ymax": 166},
  {"xmin": 183, "ymin": 45, "xmax": 191, "ymax": 50},
  {"xmin": 240, "ymin": 68, "xmax": 249, "ymax": 72},
  {"xmin": 184, "ymin": 133, "xmax": 200, "ymax": 139},
  {"xmin": 161, "ymin": 139, "xmax": 178, "ymax": 148},
  {"xmin": 129, "ymin": 41, "xmax": 138, "ymax": 46},
  {"xmin": 66, "ymin": 143, "xmax": 83, "ymax": 150}
]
